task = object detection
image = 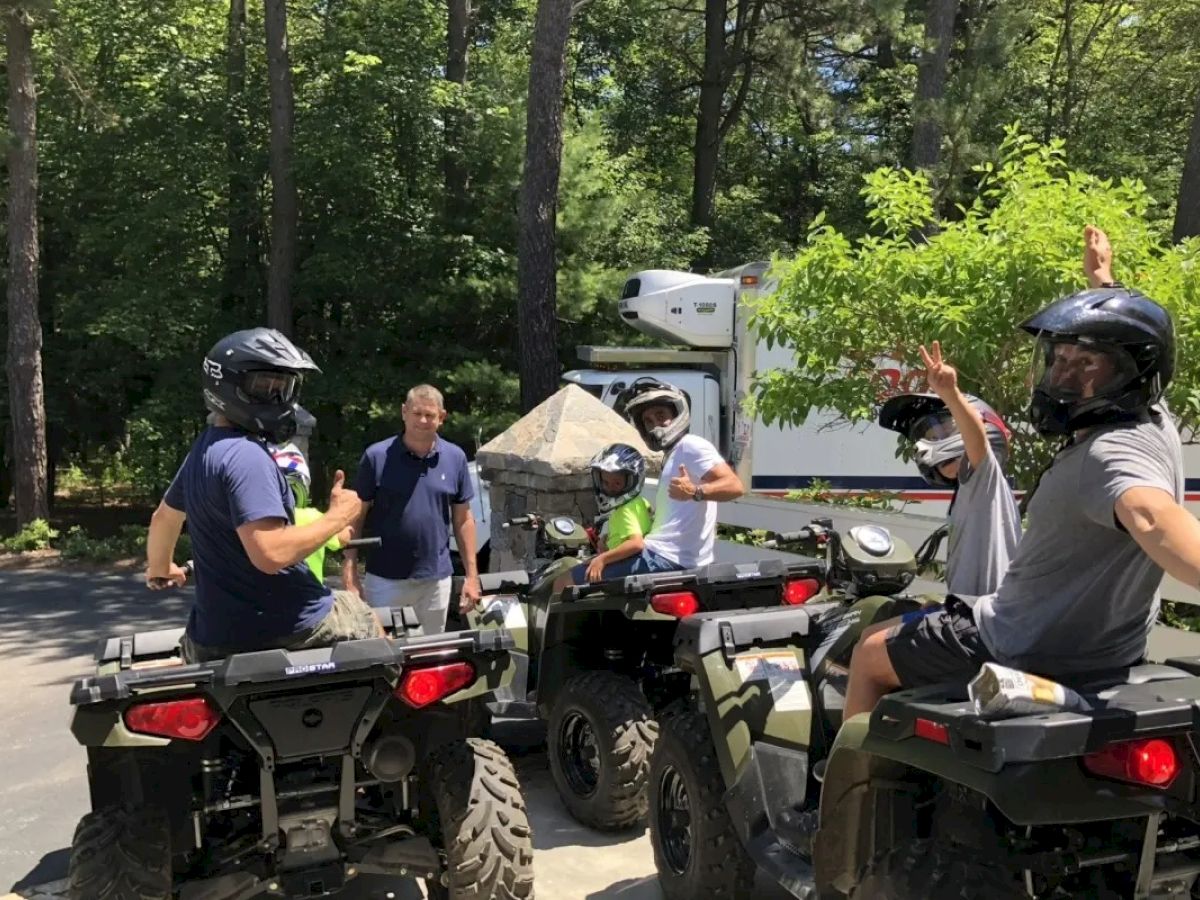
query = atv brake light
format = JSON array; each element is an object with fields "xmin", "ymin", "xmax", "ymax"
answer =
[
  {"xmin": 782, "ymin": 577, "xmax": 822, "ymax": 606},
  {"xmin": 1083, "ymin": 738, "xmax": 1179, "ymax": 788},
  {"xmin": 650, "ymin": 591, "xmax": 700, "ymax": 618},
  {"xmin": 396, "ymin": 661, "xmax": 477, "ymax": 708},
  {"xmin": 914, "ymin": 717, "xmax": 950, "ymax": 746},
  {"xmin": 124, "ymin": 696, "xmax": 221, "ymax": 741}
]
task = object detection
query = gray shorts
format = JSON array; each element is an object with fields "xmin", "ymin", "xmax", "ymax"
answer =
[{"xmin": 181, "ymin": 590, "xmax": 382, "ymax": 663}]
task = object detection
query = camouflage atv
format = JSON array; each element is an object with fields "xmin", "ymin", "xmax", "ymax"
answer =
[
  {"xmin": 67, "ymin": 600, "xmax": 533, "ymax": 900},
  {"xmin": 648, "ymin": 523, "xmax": 1200, "ymax": 899},
  {"xmin": 461, "ymin": 512, "xmax": 826, "ymax": 832}
]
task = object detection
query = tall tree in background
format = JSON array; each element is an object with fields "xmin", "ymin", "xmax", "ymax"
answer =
[
  {"xmin": 1174, "ymin": 83, "xmax": 1200, "ymax": 243},
  {"xmin": 264, "ymin": 0, "xmax": 296, "ymax": 335},
  {"xmin": 4, "ymin": 2, "xmax": 50, "ymax": 524},
  {"xmin": 909, "ymin": 0, "xmax": 959, "ymax": 174},
  {"xmin": 516, "ymin": 0, "xmax": 580, "ymax": 412},
  {"xmin": 691, "ymin": 0, "xmax": 765, "ymax": 268},
  {"xmin": 225, "ymin": 0, "xmax": 257, "ymax": 314},
  {"xmin": 444, "ymin": 0, "xmax": 475, "ymax": 227}
]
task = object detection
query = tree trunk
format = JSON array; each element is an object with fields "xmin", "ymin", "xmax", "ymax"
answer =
[
  {"xmin": 443, "ymin": 0, "xmax": 473, "ymax": 227},
  {"xmin": 264, "ymin": 0, "xmax": 297, "ymax": 336},
  {"xmin": 5, "ymin": 5, "xmax": 50, "ymax": 524},
  {"xmin": 516, "ymin": 0, "xmax": 574, "ymax": 413},
  {"xmin": 689, "ymin": 0, "xmax": 726, "ymax": 268},
  {"xmin": 1173, "ymin": 82, "xmax": 1200, "ymax": 243},
  {"xmin": 225, "ymin": 0, "xmax": 255, "ymax": 313},
  {"xmin": 908, "ymin": 0, "xmax": 959, "ymax": 172}
]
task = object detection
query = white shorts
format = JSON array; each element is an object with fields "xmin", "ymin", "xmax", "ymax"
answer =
[{"xmin": 364, "ymin": 573, "xmax": 453, "ymax": 635}]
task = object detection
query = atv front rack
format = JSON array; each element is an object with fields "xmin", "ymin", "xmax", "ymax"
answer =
[{"xmin": 561, "ymin": 557, "xmax": 825, "ymax": 604}]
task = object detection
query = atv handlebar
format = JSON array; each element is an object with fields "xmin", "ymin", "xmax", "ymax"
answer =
[
  {"xmin": 502, "ymin": 514, "xmax": 543, "ymax": 531},
  {"xmin": 761, "ymin": 526, "xmax": 818, "ymax": 550},
  {"xmin": 342, "ymin": 536, "xmax": 382, "ymax": 550}
]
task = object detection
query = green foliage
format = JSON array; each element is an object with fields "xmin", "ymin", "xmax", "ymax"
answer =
[
  {"xmin": 784, "ymin": 479, "xmax": 905, "ymax": 511},
  {"xmin": 2, "ymin": 519, "xmax": 59, "ymax": 552},
  {"xmin": 754, "ymin": 130, "xmax": 1200, "ymax": 489},
  {"xmin": 58, "ymin": 525, "xmax": 190, "ymax": 564}
]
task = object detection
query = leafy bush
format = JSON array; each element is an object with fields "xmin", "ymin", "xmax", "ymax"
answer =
[
  {"xmin": 59, "ymin": 525, "xmax": 150, "ymax": 563},
  {"xmin": 785, "ymin": 478, "xmax": 903, "ymax": 511},
  {"xmin": 2, "ymin": 519, "xmax": 60, "ymax": 552},
  {"xmin": 753, "ymin": 128, "xmax": 1200, "ymax": 490}
]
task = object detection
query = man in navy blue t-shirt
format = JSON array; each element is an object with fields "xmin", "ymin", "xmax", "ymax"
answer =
[
  {"xmin": 342, "ymin": 385, "xmax": 481, "ymax": 634},
  {"xmin": 145, "ymin": 328, "xmax": 380, "ymax": 661}
]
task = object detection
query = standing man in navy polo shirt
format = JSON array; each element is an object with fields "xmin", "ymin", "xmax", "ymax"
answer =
[{"xmin": 342, "ymin": 385, "xmax": 482, "ymax": 633}]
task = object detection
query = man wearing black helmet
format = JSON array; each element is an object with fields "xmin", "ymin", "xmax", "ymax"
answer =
[
  {"xmin": 844, "ymin": 250, "xmax": 1200, "ymax": 721},
  {"xmin": 145, "ymin": 328, "xmax": 380, "ymax": 662}
]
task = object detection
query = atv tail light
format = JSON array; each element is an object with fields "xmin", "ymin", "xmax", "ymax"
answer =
[
  {"xmin": 1083, "ymin": 737, "xmax": 1179, "ymax": 788},
  {"xmin": 782, "ymin": 577, "xmax": 822, "ymax": 606},
  {"xmin": 650, "ymin": 591, "xmax": 700, "ymax": 618},
  {"xmin": 914, "ymin": 717, "xmax": 950, "ymax": 746},
  {"xmin": 124, "ymin": 696, "xmax": 221, "ymax": 741},
  {"xmin": 396, "ymin": 661, "xmax": 477, "ymax": 708}
]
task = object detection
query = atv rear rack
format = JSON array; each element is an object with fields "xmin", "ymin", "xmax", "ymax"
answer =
[{"xmin": 561, "ymin": 558, "xmax": 825, "ymax": 603}]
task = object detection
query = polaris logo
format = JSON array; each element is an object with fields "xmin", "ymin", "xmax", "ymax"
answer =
[{"xmin": 285, "ymin": 662, "xmax": 337, "ymax": 676}]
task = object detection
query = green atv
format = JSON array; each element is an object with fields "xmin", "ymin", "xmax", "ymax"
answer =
[
  {"xmin": 67, "ymin": 598, "xmax": 534, "ymax": 900},
  {"xmin": 647, "ymin": 523, "xmax": 1200, "ymax": 899},
  {"xmin": 462, "ymin": 512, "xmax": 826, "ymax": 831}
]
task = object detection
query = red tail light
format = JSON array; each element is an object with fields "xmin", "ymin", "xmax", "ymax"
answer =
[
  {"xmin": 782, "ymin": 577, "xmax": 822, "ymax": 606},
  {"xmin": 396, "ymin": 661, "xmax": 476, "ymax": 708},
  {"xmin": 650, "ymin": 591, "xmax": 700, "ymax": 618},
  {"xmin": 1083, "ymin": 738, "xmax": 1179, "ymax": 788},
  {"xmin": 124, "ymin": 696, "xmax": 221, "ymax": 741},
  {"xmin": 914, "ymin": 717, "xmax": 950, "ymax": 746}
]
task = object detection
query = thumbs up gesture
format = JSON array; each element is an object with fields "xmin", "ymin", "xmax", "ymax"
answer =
[{"xmin": 669, "ymin": 463, "xmax": 698, "ymax": 501}]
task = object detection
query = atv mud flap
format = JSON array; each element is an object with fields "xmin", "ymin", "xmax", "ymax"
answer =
[{"xmin": 724, "ymin": 741, "xmax": 818, "ymax": 900}]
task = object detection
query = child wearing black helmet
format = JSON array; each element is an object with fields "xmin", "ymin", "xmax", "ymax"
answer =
[
  {"xmin": 572, "ymin": 443, "xmax": 653, "ymax": 583},
  {"xmin": 878, "ymin": 341, "xmax": 1021, "ymax": 598}
]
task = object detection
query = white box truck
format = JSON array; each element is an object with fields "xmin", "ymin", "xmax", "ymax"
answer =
[{"xmin": 562, "ymin": 261, "xmax": 1200, "ymax": 516}]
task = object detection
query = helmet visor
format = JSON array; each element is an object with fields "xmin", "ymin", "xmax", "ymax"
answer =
[
  {"xmin": 907, "ymin": 409, "xmax": 957, "ymax": 443},
  {"xmin": 242, "ymin": 370, "xmax": 299, "ymax": 404},
  {"xmin": 592, "ymin": 468, "xmax": 634, "ymax": 498},
  {"xmin": 1031, "ymin": 337, "xmax": 1138, "ymax": 402}
]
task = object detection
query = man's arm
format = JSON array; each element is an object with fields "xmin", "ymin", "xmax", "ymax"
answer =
[
  {"xmin": 238, "ymin": 470, "xmax": 362, "ymax": 574},
  {"xmin": 1084, "ymin": 225, "xmax": 1116, "ymax": 288},
  {"xmin": 1116, "ymin": 486, "xmax": 1200, "ymax": 587},
  {"xmin": 146, "ymin": 500, "xmax": 188, "ymax": 587},
  {"xmin": 699, "ymin": 462, "xmax": 745, "ymax": 501},
  {"xmin": 452, "ymin": 503, "xmax": 482, "ymax": 611},
  {"xmin": 943, "ymin": 388, "xmax": 989, "ymax": 470},
  {"xmin": 339, "ymin": 501, "xmax": 371, "ymax": 594}
]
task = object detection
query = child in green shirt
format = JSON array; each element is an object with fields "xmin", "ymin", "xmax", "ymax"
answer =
[
  {"xmin": 271, "ymin": 443, "xmax": 351, "ymax": 585},
  {"xmin": 582, "ymin": 443, "xmax": 652, "ymax": 583}
]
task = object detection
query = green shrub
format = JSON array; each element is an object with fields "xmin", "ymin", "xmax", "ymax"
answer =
[
  {"xmin": 59, "ymin": 525, "xmax": 148, "ymax": 563},
  {"xmin": 2, "ymin": 519, "xmax": 60, "ymax": 552}
]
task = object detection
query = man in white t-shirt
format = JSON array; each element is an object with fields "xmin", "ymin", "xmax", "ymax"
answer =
[{"xmin": 571, "ymin": 379, "xmax": 744, "ymax": 582}]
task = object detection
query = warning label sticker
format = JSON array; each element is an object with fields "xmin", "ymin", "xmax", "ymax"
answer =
[{"xmin": 733, "ymin": 650, "xmax": 810, "ymax": 712}]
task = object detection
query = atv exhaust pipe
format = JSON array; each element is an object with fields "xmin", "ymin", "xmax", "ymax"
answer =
[{"xmin": 362, "ymin": 734, "xmax": 416, "ymax": 782}]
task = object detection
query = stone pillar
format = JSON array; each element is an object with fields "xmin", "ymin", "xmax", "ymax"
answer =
[{"xmin": 476, "ymin": 385, "xmax": 660, "ymax": 572}]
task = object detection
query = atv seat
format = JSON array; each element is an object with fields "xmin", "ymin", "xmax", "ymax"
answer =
[
  {"xmin": 95, "ymin": 627, "xmax": 185, "ymax": 665},
  {"xmin": 1066, "ymin": 663, "xmax": 1191, "ymax": 694}
]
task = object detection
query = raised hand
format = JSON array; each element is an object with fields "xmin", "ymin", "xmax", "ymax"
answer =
[
  {"xmin": 1083, "ymin": 224, "xmax": 1115, "ymax": 288},
  {"xmin": 669, "ymin": 463, "xmax": 697, "ymax": 501},
  {"xmin": 328, "ymin": 469, "xmax": 364, "ymax": 528},
  {"xmin": 919, "ymin": 341, "xmax": 958, "ymax": 400}
]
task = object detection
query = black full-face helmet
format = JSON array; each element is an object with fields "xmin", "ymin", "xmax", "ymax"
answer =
[
  {"xmin": 1020, "ymin": 287, "xmax": 1174, "ymax": 436},
  {"xmin": 589, "ymin": 443, "xmax": 646, "ymax": 514},
  {"xmin": 879, "ymin": 392, "xmax": 1012, "ymax": 486},
  {"xmin": 202, "ymin": 328, "xmax": 320, "ymax": 442},
  {"xmin": 616, "ymin": 377, "xmax": 691, "ymax": 452}
]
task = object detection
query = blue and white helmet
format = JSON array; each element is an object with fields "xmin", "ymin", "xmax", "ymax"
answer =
[
  {"xmin": 270, "ymin": 441, "xmax": 312, "ymax": 507},
  {"xmin": 589, "ymin": 443, "xmax": 646, "ymax": 514}
]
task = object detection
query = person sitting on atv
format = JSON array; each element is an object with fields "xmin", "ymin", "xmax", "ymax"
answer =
[
  {"xmin": 145, "ymin": 328, "xmax": 381, "ymax": 662},
  {"xmin": 878, "ymin": 343, "xmax": 1021, "ymax": 598},
  {"xmin": 571, "ymin": 443, "xmax": 653, "ymax": 583},
  {"xmin": 844, "ymin": 282, "xmax": 1200, "ymax": 722},
  {"xmin": 270, "ymin": 441, "xmax": 353, "ymax": 585}
]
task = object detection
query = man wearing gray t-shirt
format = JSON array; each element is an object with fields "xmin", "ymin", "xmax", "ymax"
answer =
[{"xmin": 845, "ymin": 285, "xmax": 1200, "ymax": 721}]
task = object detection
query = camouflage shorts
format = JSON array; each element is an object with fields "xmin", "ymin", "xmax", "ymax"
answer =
[{"xmin": 182, "ymin": 590, "xmax": 382, "ymax": 663}]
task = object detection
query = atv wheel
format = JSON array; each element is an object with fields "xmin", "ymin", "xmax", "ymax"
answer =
[
  {"xmin": 547, "ymin": 671, "xmax": 657, "ymax": 830},
  {"xmin": 648, "ymin": 700, "xmax": 756, "ymax": 900},
  {"xmin": 67, "ymin": 803, "xmax": 172, "ymax": 900},
  {"xmin": 850, "ymin": 838, "xmax": 1028, "ymax": 899},
  {"xmin": 425, "ymin": 737, "xmax": 534, "ymax": 900}
]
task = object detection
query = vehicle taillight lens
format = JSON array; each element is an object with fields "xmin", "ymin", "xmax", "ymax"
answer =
[
  {"xmin": 914, "ymin": 717, "xmax": 950, "ymax": 746},
  {"xmin": 650, "ymin": 591, "xmax": 700, "ymax": 618},
  {"xmin": 782, "ymin": 577, "xmax": 822, "ymax": 606},
  {"xmin": 1083, "ymin": 738, "xmax": 1179, "ymax": 788},
  {"xmin": 124, "ymin": 696, "xmax": 221, "ymax": 741},
  {"xmin": 396, "ymin": 661, "xmax": 476, "ymax": 708}
]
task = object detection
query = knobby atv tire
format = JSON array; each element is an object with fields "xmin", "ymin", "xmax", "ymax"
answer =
[
  {"xmin": 67, "ymin": 803, "xmax": 172, "ymax": 900},
  {"xmin": 850, "ymin": 838, "xmax": 1029, "ymax": 900},
  {"xmin": 648, "ymin": 700, "xmax": 756, "ymax": 900},
  {"xmin": 547, "ymin": 671, "xmax": 658, "ymax": 830},
  {"xmin": 425, "ymin": 737, "xmax": 534, "ymax": 900}
]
